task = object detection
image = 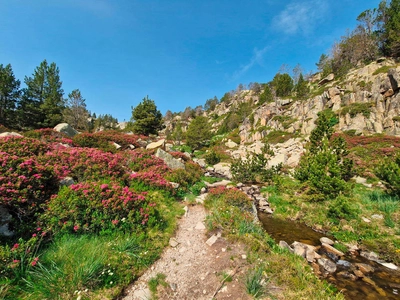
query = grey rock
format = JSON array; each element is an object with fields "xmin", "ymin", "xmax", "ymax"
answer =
[
  {"xmin": 53, "ymin": 123, "xmax": 78, "ymax": 137},
  {"xmin": 155, "ymin": 148, "xmax": 185, "ymax": 170},
  {"xmin": 320, "ymin": 237, "xmax": 334, "ymax": 245},
  {"xmin": 206, "ymin": 234, "xmax": 218, "ymax": 246},
  {"xmin": 146, "ymin": 139, "xmax": 165, "ymax": 150},
  {"xmin": 279, "ymin": 240, "xmax": 293, "ymax": 252},
  {"xmin": 60, "ymin": 177, "xmax": 75, "ymax": 187},
  {"xmin": 0, "ymin": 132, "xmax": 23, "ymax": 138},
  {"xmin": 337, "ymin": 260, "xmax": 352, "ymax": 268},
  {"xmin": 321, "ymin": 243, "xmax": 345, "ymax": 257},
  {"xmin": 0, "ymin": 206, "xmax": 14, "ymax": 237},
  {"xmin": 318, "ymin": 258, "xmax": 337, "ymax": 273}
]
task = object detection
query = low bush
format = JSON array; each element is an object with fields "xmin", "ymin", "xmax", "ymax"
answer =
[
  {"xmin": 0, "ymin": 136, "xmax": 50, "ymax": 157},
  {"xmin": 231, "ymin": 154, "xmax": 282, "ymax": 184},
  {"xmin": 327, "ymin": 196, "xmax": 360, "ymax": 222},
  {"xmin": 204, "ymin": 150, "xmax": 221, "ymax": 165},
  {"xmin": 24, "ymin": 128, "xmax": 73, "ymax": 145},
  {"xmin": 42, "ymin": 182, "xmax": 157, "ymax": 235},
  {"xmin": 375, "ymin": 154, "xmax": 400, "ymax": 196},
  {"xmin": 0, "ymin": 152, "xmax": 59, "ymax": 237},
  {"xmin": 341, "ymin": 102, "xmax": 374, "ymax": 118},
  {"xmin": 40, "ymin": 147, "xmax": 129, "ymax": 183}
]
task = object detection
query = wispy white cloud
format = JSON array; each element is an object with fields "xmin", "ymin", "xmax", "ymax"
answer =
[
  {"xmin": 231, "ymin": 46, "xmax": 270, "ymax": 80},
  {"xmin": 272, "ymin": 0, "xmax": 328, "ymax": 35}
]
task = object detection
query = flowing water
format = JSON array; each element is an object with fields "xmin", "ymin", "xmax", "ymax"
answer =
[{"xmin": 258, "ymin": 213, "xmax": 400, "ymax": 299}]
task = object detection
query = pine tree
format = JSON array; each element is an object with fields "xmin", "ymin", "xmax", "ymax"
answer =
[
  {"xmin": 295, "ymin": 110, "xmax": 353, "ymax": 200},
  {"xmin": 186, "ymin": 116, "xmax": 212, "ymax": 150},
  {"xmin": 0, "ymin": 64, "xmax": 21, "ymax": 128},
  {"xmin": 63, "ymin": 89, "xmax": 89, "ymax": 130},
  {"xmin": 130, "ymin": 96, "xmax": 163, "ymax": 135},
  {"xmin": 18, "ymin": 60, "xmax": 64, "ymax": 129},
  {"xmin": 295, "ymin": 73, "xmax": 309, "ymax": 100}
]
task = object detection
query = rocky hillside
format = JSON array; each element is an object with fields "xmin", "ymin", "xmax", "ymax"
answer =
[{"xmin": 166, "ymin": 57, "xmax": 400, "ymax": 168}]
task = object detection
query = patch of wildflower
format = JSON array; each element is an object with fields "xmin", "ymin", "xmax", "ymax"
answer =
[
  {"xmin": 40, "ymin": 147, "xmax": 129, "ymax": 183},
  {"xmin": 130, "ymin": 170, "xmax": 173, "ymax": 192},
  {"xmin": 97, "ymin": 264, "xmax": 117, "ymax": 288},
  {"xmin": 125, "ymin": 148, "xmax": 167, "ymax": 172},
  {"xmin": 0, "ymin": 152, "xmax": 59, "ymax": 237},
  {"xmin": 0, "ymin": 136, "xmax": 50, "ymax": 157},
  {"xmin": 0, "ymin": 233, "xmax": 44, "ymax": 280},
  {"xmin": 24, "ymin": 128, "xmax": 73, "ymax": 146},
  {"xmin": 72, "ymin": 131, "xmax": 146, "ymax": 152},
  {"xmin": 42, "ymin": 182, "xmax": 157, "ymax": 235}
]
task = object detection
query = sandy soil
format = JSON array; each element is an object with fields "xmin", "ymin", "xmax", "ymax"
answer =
[{"xmin": 121, "ymin": 203, "xmax": 254, "ymax": 300}]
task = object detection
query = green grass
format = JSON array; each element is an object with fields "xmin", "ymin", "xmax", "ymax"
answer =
[
  {"xmin": 372, "ymin": 65, "xmax": 395, "ymax": 75},
  {"xmin": 245, "ymin": 267, "xmax": 266, "ymax": 298},
  {"xmin": 148, "ymin": 273, "xmax": 167, "ymax": 299},
  {"xmin": 3, "ymin": 190, "xmax": 184, "ymax": 300},
  {"xmin": 204, "ymin": 187, "xmax": 345, "ymax": 299}
]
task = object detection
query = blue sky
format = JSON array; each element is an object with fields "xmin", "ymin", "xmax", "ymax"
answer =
[{"xmin": 0, "ymin": 0, "xmax": 380, "ymax": 121}]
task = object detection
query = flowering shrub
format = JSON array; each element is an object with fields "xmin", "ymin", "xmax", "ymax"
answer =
[
  {"xmin": 40, "ymin": 147, "xmax": 129, "ymax": 183},
  {"xmin": 72, "ymin": 131, "xmax": 145, "ymax": 152},
  {"xmin": 0, "ymin": 136, "xmax": 50, "ymax": 157},
  {"xmin": 24, "ymin": 128, "xmax": 73, "ymax": 146},
  {"xmin": 130, "ymin": 170, "xmax": 173, "ymax": 192},
  {"xmin": 125, "ymin": 149, "xmax": 166, "ymax": 172},
  {"xmin": 0, "ymin": 152, "xmax": 59, "ymax": 236},
  {"xmin": 42, "ymin": 182, "xmax": 156, "ymax": 235},
  {"xmin": 0, "ymin": 234, "xmax": 43, "ymax": 280}
]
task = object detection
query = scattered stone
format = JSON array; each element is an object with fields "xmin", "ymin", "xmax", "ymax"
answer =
[
  {"xmin": 318, "ymin": 73, "xmax": 335, "ymax": 85},
  {"xmin": 342, "ymin": 225, "xmax": 354, "ymax": 232},
  {"xmin": 113, "ymin": 142, "xmax": 121, "ymax": 149},
  {"xmin": 0, "ymin": 132, "xmax": 23, "ymax": 138},
  {"xmin": 379, "ymin": 262, "xmax": 398, "ymax": 270},
  {"xmin": 53, "ymin": 123, "xmax": 78, "ymax": 137},
  {"xmin": 60, "ymin": 176, "xmax": 75, "ymax": 187},
  {"xmin": 146, "ymin": 139, "xmax": 165, "ymax": 150},
  {"xmin": 170, "ymin": 182, "xmax": 180, "ymax": 189},
  {"xmin": 155, "ymin": 148, "xmax": 185, "ymax": 170},
  {"xmin": 200, "ymin": 187, "xmax": 207, "ymax": 194},
  {"xmin": 225, "ymin": 139, "xmax": 238, "ymax": 148},
  {"xmin": 353, "ymin": 269, "xmax": 365, "ymax": 278},
  {"xmin": 320, "ymin": 237, "xmax": 334, "ymax": 245},
  {"xmin": 169, "ymin": 283, "xmax": 177, "ymax": 291},
  {"xmin": 279, "ymin": 241, "xmax": 293, "ymax": 252},
  {"xmin": 128, "ymin": 144, "xmax": 135, "ymax": 149},
  {"xmin": 206, "ymin": 234, "xmax": 218, "ymax": 246},
  {"xmin": 195, "ymin": 222, "xmax": 206, "ymax": 230},
  {"xmin": 241, "ymin": 254, "xmax": 247, "ymax": 260},
  {"xmin": 362, "ymin": 217, "xmax": 371, "ymax": 223},
  {"xmin": 337, "ymin": 260, "xmax": 352, "ymax": 268},
  {"xmin": 355, "ymin": 263, "xmax": 375, "ymax": 274},
  {"xmin": 0, "ymin": 206, "xmax": 14, "ymax": 237},
  {"xmin": 318, "ymin": 258, "xmax": 337, "ymax": 273},
  {"xmin": 371, "ymin": 214, "xmax": 384, "ymax": 220},
  {"xmin": 169, "ymin": 238, "xmax": 179, "ymax": 247},
  {"xmin": 183, "ymin": 206, "xmax": 189, "ymax": 217},
  {"xmin": 360, "ymin": 251, "xmax": 379, "ymax": 262},
  {"xmin": 205, "ymin": 180, "xmax": 232, "ymax": 188},
  {"xmin": 337, "ymin": 271, "xmax": 357, "ymax": 281},
  {"xmin": 321, "ymin": 243, "xmax": 344, "ymax": 257}
]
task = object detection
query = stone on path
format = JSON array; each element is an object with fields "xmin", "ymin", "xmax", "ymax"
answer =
[
  {"xmin": 195, "ymin": 222, "xmax": 206, "ymax": 230},
  {"xmin": 206, "ymin": 234, "xmax": 218, "ymax": 246}
]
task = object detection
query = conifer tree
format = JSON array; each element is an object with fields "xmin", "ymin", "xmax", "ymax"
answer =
[
  {"xmin": 0, "ymin": 64, "xmax": 21, "ymax": 128},
  {"xmin": 63, "ymin": 89, "xmax": 89, "ymax": 130},
  {"xmin": 295, "ymin": 110, "xmax": 353, "ymax": 200},
  {"xmin": 130, "ymin": 96, "xmax": 163, "ymax": 135},
  {"xmin": 18, "ymin": 60, "xmax": 64, "ymax": 129}
]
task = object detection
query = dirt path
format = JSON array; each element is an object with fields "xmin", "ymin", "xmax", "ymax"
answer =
[{"xmin": 121, "ymin": 202, "xmax": 253, "ymax": 300}]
